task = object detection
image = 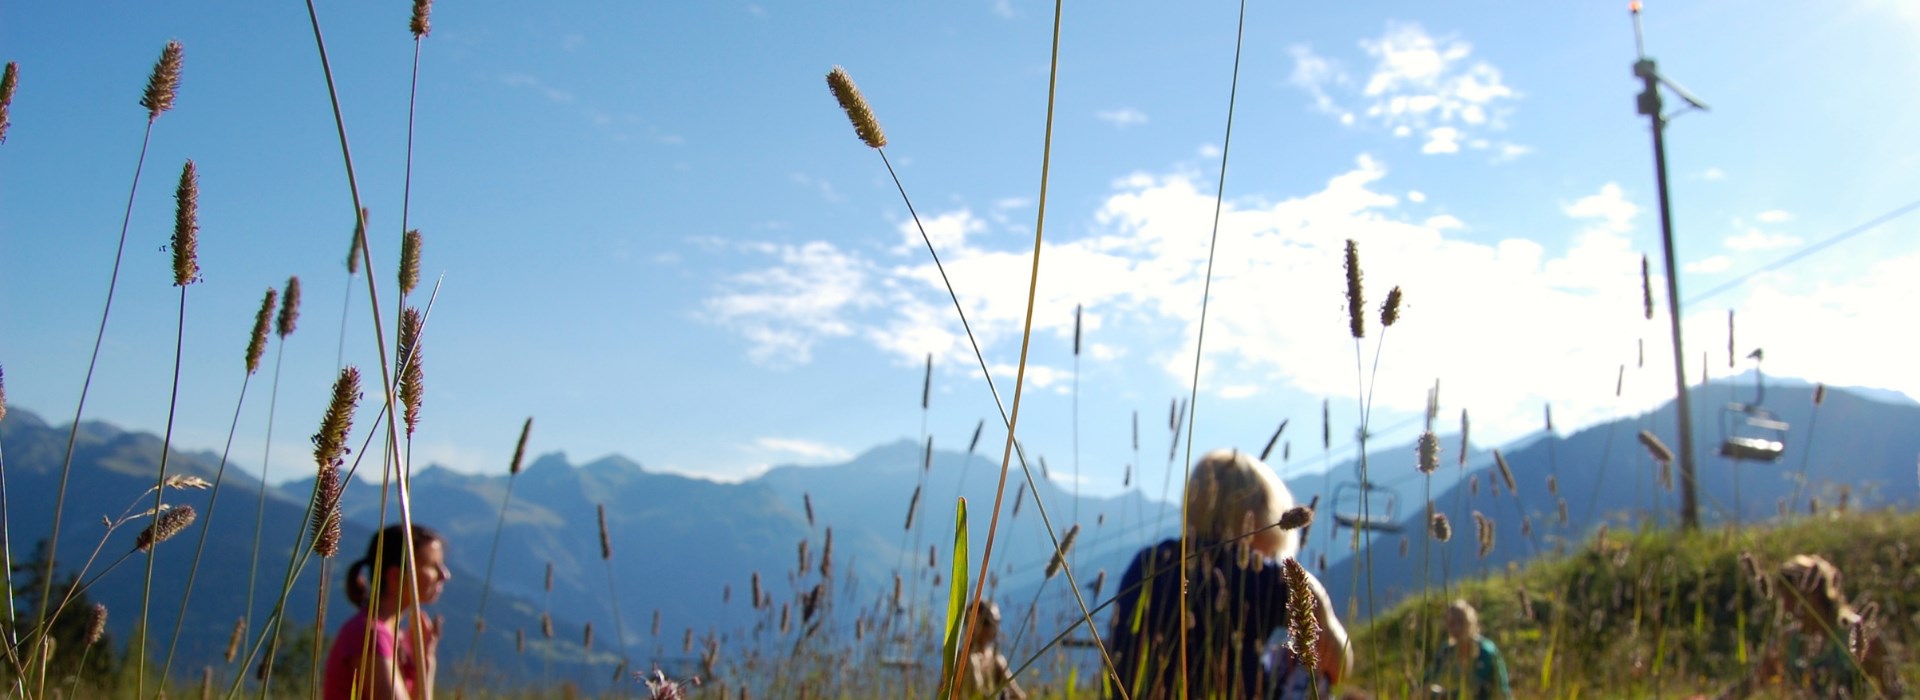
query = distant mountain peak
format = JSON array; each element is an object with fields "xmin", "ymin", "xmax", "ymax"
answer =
[
  {"xmin": 526, "ymin": 451, "xmax": 573, "ymax": 473},
  {"xmin": 582, "ymin": 453, "xmax": 644, "ymax": 474}
]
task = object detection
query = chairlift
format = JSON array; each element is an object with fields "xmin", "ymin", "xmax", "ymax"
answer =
[
  {"xmin": 1718, "ymin": 348, "xmax": 1788, "ymax": 462},
  {"xmin": 1329, "ymin": 444, "xmax": 1402, "ymax": 534}
]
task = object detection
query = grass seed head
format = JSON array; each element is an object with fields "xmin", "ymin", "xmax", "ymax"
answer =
[
  {"xmin": 1814, "ymin": 383, "xmax": 1826, "ymax": 406},
  {"xmin": 903, "ymin": 485, "xmax": 921, "ymax": 530},
  {"xmin": 400, "ymin": 229, "xmax": 423, "ymax": 295},
  {"xmin": 0, "ymin": 62, "xmax": 17, "ymax": 144},
  {"xmin": 583, "ymin": 622, "xmax": 594, "ymax": 651},
  {"xmin": 820, "ymin": 527, "xmax": 834, "ymax": 578},
  {"xmin": 1045, "ymin": 524, "xmax": 1081, "ymax": 579},
  {"xmin": 1281, "ymin": 558, "xmax": 1319, "ymax": 669},
  {"xmin": 1637, "ymin": 429, "xmax": 1674, "ymax": 464},
  {"xmin": 85, "ymin": 604, "xmax": 108, "ymax": 646},
  {"xmin": 225, "ymin": 617, "xmax": 245, "ymax": 663},
  {"xmin": 1494, "ymin": 449, "xmax": 1517, "ymax": 495},
  {"xmin": 1641, "ymin": 254, "xmax": 1654, "ymax": 320},
  {"xmin": 347, "ymin": 208, "xmax": 368, "ymax": 274},
  {"xmin": 1458, "ymin": 409, "xmax": 1470, "ymax": 466},
  {"xmin": 276, "ymin": 276, "xmax": 302, "ymax": 338},
  {"xmin": 136, "ymin": 504, "xmax": 196, "ymax": 552},
  {"xmin": 141, "ymin": 41, "xmax": 183, "ymax": 119},
  {"xmin": 1380, "ymin": 285, "xmax": 1403, "ymax": 327},
  {"xmin": 1278, "ymin": 504, "xmax": 1315, "ymax": 532},
  {"xmin": 510, "ymin": 417, "xmax": 533, "ymax": 475},
  {"xmin": 313, "ymin": 367, "xmax": 361, "ymax": 470},
  {"xmin": 410, "ymin": 0, "xmax": 433, "ymax": 38},
  {"xmin": 247, "ymin": 288, "xmax": 277, "ymax": 375},
  {"xmin": 172, "ymin": 160, "xmax": 199, "ymax": 286},
  {"xmin": 398, "ymin": 307, "xmax": 425, "ymax": 436},
  {"xmin": 1343, "ymin": 239, "xmax": 1365, "ymax": 338},
  {"xmin": 1472, "ymin": 511, "xmax": 1494, "ymax": 558},
  {"xmin": 597, "ymin": 504, "xmax": 613, "ymax": 560},
  {"xmin": 825, "ymin": 66, "xmax": 886, "ymax": 149},
  {"xmin": 1430, "ymin": 512, "xmax": 1452, "ymax": 542},
  {"xmin": 310, "ymin": 464, "xmax": 342, "ymax": 557},
  {"xmin": 0, "ymin": 365, "xmax": 8, "ymax": 422},
  {"xmin": 1417, "ymin": 431, "xmax": 1441, "ymax": 474}
]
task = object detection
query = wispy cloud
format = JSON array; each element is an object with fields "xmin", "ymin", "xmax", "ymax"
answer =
[
  {"xmin": 790, "ymin": 172, "xmax": 843, "ymax": 203},
  {"xmin": 1096, "ymin": 108, "xmax": 1149, "ymax": 128},
  {"xmin": 502, "ymin": 72, "xmax": 576, "ymax": 105},
  {"xmin": 992, "ymin": 0, "xmax": 1015, "ymax": 19},
  {"xmin": 703, "ymin": 241, "xmax": 875, "ymax": 365},
  {"xmin": 1685, "ymin": 255, "xmax": 1732, "ymax": 274},
  {"xmin": 752, "ymin": 437, "xmax": 852, "ymax": 461},
  {"xmin": 1756, "ymin": 209, "xmax": 1794, "ymax": 223},
  {"xmin": 1290, "ymin": 24, "xmax": 1521, "ymax": 158},
  {"xmin": 1725, "ymin": 228, "xmax": 1802, "ymax": 252}
]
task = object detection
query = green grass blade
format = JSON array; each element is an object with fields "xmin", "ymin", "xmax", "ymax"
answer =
[{"xmin": 937, "ymin": 497, "xmax": 969, "ymax": 699}]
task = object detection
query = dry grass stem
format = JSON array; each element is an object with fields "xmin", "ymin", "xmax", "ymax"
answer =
[
  {"xmin": 141, "ymin": 41, "xmax": 183, "ymax": 119},
  {"xmin": 410, "ymin": 0, "xmax": 433, "ymax": 37},
  {"xmin": 135, "ymin": 504, "xmax": 196, "ymax": 552},
  {"xmin": 246, "ymin": 288, "xmax": 277, "ymax": 375},
  {"xmin": 1044, "ymin": 525, "xmax": 1080, "ymax": 579},
  {"xmin": 171, "ymin": 160, "xmax": 199, "ymax": 286},
  {"xmin": 825, "ymin": 66, "xmax": 886, "ymax": 148},
  {"xmin": 1344, "ymin": 239, "xmax": 1365, "ymax": 338},
  {"xmin": 0, "ymin": 62, "xmax": 16, "ymax": 143},
  {"xmin": 276, "ymin": 276, "xmax": 302, "ymax": 338}
]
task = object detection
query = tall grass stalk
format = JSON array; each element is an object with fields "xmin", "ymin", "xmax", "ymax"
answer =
[
  {"xmin": 138, "ymin": 158, "xmax": 202, "ymax": 698},
  {"xmin": 1171, "ymin": 0, "xmax": 1252, "ymax": 691},
  {"xmin": 158, "ymin": 288, "xmax": 278, "ymax": 685},
  {"xmin": 244, "ymin": 276, "xmax": 300, "ymax": 664},
  {"xmin": 827, "ymin": 19, "xmax": 1119, "ymax": 694},
  {"xmin": 37, "ymin": 42, "xmax": 182, "ymax": 673},
  {"xmin": 0, "ymin": 366, "xmax": 17, "ymax": 683},
  {"xmin": 461, "ymin": 417, "xmax": 534, "ymax": 692}
]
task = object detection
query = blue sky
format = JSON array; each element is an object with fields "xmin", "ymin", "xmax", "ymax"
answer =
[{"xmin": 4, "ymin": 1, "xmax": 1919, "ymax": 499}]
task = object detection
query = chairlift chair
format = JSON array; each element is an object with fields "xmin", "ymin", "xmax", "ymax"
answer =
[
  {"xmin": 1719, "ymin": 348, "xmax": 1788, "ymax": 462},
  {"xmin": 1329, "ymin": 464, "xmax": 1402, "ymax": 534}
]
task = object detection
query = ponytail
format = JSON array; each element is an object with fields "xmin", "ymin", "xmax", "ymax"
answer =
[{"xmin": 344, "ymin": 557, "xmax": 373, "ymax": 609}]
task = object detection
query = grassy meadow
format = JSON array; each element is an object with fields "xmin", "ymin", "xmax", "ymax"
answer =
[{"xmin": 1, "ymin": 1, "xmax": 1914, "ymax": 699}]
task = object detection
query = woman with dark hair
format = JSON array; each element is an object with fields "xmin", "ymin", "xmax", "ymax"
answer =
[
  {"xmin": 322, "ymin": 524, "xmax": 450, "ymax": 700},
  {"xmin": 1106, "ymin": 449, "xmax": 1350, "ymax": 700}
]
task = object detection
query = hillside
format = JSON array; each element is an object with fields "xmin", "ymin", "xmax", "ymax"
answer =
[{"xmin": 1348, "ymin": 508, "xmax": 1920, "ymax": 698}]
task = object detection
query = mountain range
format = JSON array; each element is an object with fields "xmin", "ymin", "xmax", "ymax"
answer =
[{"xmin": 1, "ymin": 374, "xmax": 1911, "ymax": 690}]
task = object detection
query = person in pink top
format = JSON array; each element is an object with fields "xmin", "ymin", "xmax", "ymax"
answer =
[{"xmin": 323, "ymin": 524, "xmax": 450, "ymax": 700}]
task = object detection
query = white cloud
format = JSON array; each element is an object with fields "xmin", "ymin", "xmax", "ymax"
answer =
[
  {"xmin": 1755, "ymin": 209, "xmax": 1794, "ymax": 223},
  {"xmin": 1288, "ymin": 45, "xmax": 1350, "ymax": 119},
  {"xmin": 1219, "ymin": 385, "xmax": 1260, "ymax": 399},
  {"xmin": 1696, "ymin": 167, "xmax": 1726, "ymax": 181},
  {"xmin": 1407, "ymin": 190, "xmax": 1427, "ymax": 203},
  {"xmin": 703, "ymin": 241, "xmax": 875, "ymax": 365},
  {"xmin": 1724, "ymin": 252, "xmax": 1920, "ymax": 401},
  {"xmin": 896, "ymin": 208, "xmax": 986, "ymax": 253},
  {"xmin": 705, "ymin": 157, "xmax": 1683, "ymax": 444},
  {"xmin": 1563, "ymin": 183, "xmax": 1638, "ymax": 233},
  {"xmin": 992, "ymin": 0, "xmax": 1014, "ymax": 18},
  {"xmin": 1725, "ymin": 228, "xmax": 1803, "ymax": 252},
  {"xmin": 751, "ymin": 437, "xmax": 852, "ymax": 461},
  {"xmin": 1685, "ymin": 255, "xmax": 1732, "ymax": 274},
  {"xmin": 1424, "ymin": 214, "xmax": 1465, "ymax": 231},
  {"xmin": 1354, "ymin": 23, "xmax": 1519, "ymax": 147},
  {"xmin": 1096, "ymin": 108, "xmax": 1150, "ymax": 128},
  {"xmin": 1422, "ymin": 127, "xmax": 1461, "ymax": 154},
  {"xmin": 502, "ymin": 72, "xmax": 576, "ymax": 105}
]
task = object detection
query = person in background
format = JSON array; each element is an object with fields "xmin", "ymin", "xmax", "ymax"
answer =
[
  {"xmin": 957, "ymin": 599, "xmax": 1027, "ymax": 700},
  {"xmin": 1107, "ymin": 449, "xmax": 1351, "ymax": 700},
  {"xmin": 1423, "ymin": 599, "xmax": 1511, "ymax": 700},
  {"xmin": 323, "ymin": 524, "xmax": 450, "ymax": 700}
]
